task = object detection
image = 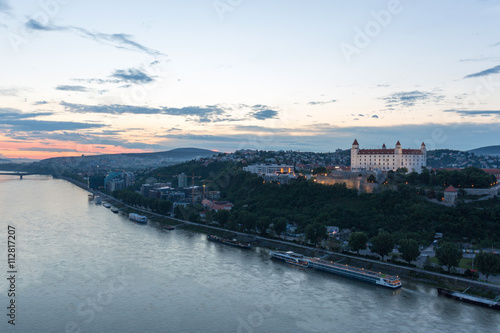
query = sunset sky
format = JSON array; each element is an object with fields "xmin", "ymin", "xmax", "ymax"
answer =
[{"xmin": 1, "ymin": 0, "xmax": 500, "ymax": 160}]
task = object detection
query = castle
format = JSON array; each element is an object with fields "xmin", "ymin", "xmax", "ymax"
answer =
[{"xmin": 351, "ymin": 139, "xmax": 427, "ymax": 173}]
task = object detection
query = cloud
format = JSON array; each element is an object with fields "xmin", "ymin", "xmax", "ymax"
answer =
[
  {"xmin": 444, "ymin": 110, "xmax": 500, "ymax": 116},
  {"xmin": 110, "ymin": 68, "xmax": 153, "ymax": 84},
  {"xmin": 249, "ymin": 105, "xmax": 279, "ymax": 120},
  {"xmin": 0, "ymin": 87, "xmax": 20, "ymax": 96},
  {"xmin": 463, "ymin": 65, "xmax": 500, "ymax": 79},
  {"xmin": 307, "ymin": 99, "xmax": 337, "ymax": 105},
  {"xmin": 24, "ymin": 19, "xmax": 164, "ymax": 57},
  {"xmin": 61, "ymin": 102, "xmax": 228, "ymax": 122},
  {"xmin": 0, "ymin": 108, "xmax": 105, "ymax": 132},
  {"xmin": 382, "ymin": 91, "xmax": 445, "ymax": 108},
  {"xmin": 17, "ymin": 147, "xmax": 83, "ymax": 153},
  {"xmin": 60, "ymin": 102, "xmax": 279, "ymax": 123},
  {"xmin": 56, "ymin": 85, "xmax": 88, "ymax": 92},
  {"xmin": 0, "ymin": 0, "xmax": 10, "ymax": 13},
  {"xmin": 33, "ymin": 101, "xmax": 49, "ymax": 105},
  {"xmin": 459, "ymin": 56, "xmax": 500, "ymax": 62},
  {"xmin": 372, "ymin": 115, "xmax": 379, "ymax": 118}
]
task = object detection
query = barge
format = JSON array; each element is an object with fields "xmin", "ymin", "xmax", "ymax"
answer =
[
  {"xmin": 437, "ymin": 288, "xmax": 500, "ymax": 311},
  {"xmin": 269, "ymin": 250, "xmax": 402, "ymax": 289},
  {"xmin": 207, "ymin": 235, "xmax": 252, "ymax": 249},
  {"xmin": 129, "ymin": 213, "xmax": 147, "ymax": 223}
]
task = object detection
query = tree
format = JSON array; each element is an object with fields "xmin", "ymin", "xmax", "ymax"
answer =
[
  {"xmin": 435, "ymin": 242, "xmax": 462, "ymax": 273},
  {"xmin": 257, "ymin": 216, "xmax": 271, "ymax": 236},
  {"xmin": 272, "ymin": 217, "xmax": 287, "ymax": 238},
  {"xmin": 305, "ymin": 223, "xmax": 326, "ymax": 244},
  {"xmin": 349, "ymin": 232, "xmax": 368, "ymax": 254},
  {"xmin": 399, "ymin": 239, "xmax": 420, "ymax": 264},
  {"xmin": 370, "ymin": 232, "xmax": 394, "ymax": 261},
  {"xmin": 474, "ymin": 251, "xmax": 500, "ymax": 280},
  {"xmin": 366, "ymin": 175, "xmax": 377, "ymax": 183}
]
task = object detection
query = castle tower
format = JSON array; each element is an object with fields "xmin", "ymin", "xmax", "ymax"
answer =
[{"xmin": 351, "ymin": 139, "xmax": 359, "ymax": 171}]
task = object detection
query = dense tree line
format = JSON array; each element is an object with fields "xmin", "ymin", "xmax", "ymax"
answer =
[
  {"xmin": 403, "ymin": 166, "xmax": 497, "ymax": 189},
  {"xmin": 113, "ymin": 189, "xmax": 173, "ymax": 215}
]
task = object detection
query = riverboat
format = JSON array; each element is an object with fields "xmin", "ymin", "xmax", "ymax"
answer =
[
  {"xmin": 111, "ymin": 207, "xmax": 119, "ymax": 214},
  {"xmin": 103, "ymin": 203, "xmax": 111, "ymax": 208},
  {"xmin": 94, "ymin": 196, "xmax": 102, "ymax": 205},
  {"xmin": 207, "ymin": 235, "xmax": 252, "ymax": 249},
  {"xmin": 269, "ymin": 250, "xmax": 309, "ymax": 267},
  {"xmin": 269, "ymin": 251, "xmax": 402, "ymax": 289},
  {"xmin": 129, "ymin": 213, "xmax": 147, "ymax": 223},
  {"xmin": 437, "ymin": 288, "xmax": 500, "ymax": 310}
]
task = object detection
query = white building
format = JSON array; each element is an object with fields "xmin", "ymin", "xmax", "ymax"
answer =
[
  {"xmin": 243, "ymin": 164, "xmax": 294, "ymax": 174},
  {"xmin": 351, "ymin": 139, "xmax": 427, "ymax": 173}
]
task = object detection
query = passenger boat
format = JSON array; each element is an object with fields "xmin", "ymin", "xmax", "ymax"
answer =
[
  {"xmin": 269, "ymin": 250, "xmax": 402, "ymax": 289},
  {"xmin": 94, "ymin": 196, "xmax": 102, "ymax": 205},
  {"xmin": 437, "ymin": 288, "xmax": 500, "ymax": 310},
  {"xmin": 129, "ymin": 213, "xmax": 147, "ymax": 223},
  {"xmin": 207, "ymin": 235, "xmax": 252, "ymax": 249},
  {"xmin": 111, "ymin": 207, "xmax": 119, "ymax": 214}
]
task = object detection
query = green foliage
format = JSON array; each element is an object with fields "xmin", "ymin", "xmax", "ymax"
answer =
[
  {"xmin": 435, "ymin": 242, "xmax": 462, "ymax": 272},
  {"xmin": 474, "ymin": 251, "xmax": 500, "ymax": 280},
  {"xmin": 366, "ymin": 175, "xmax": 377, "ymax": 183},
  {"xmin": 305, "ymin": 223, "xmax": 327, "ymax": 244},
  {"xmin": 312, "ymin": 167, "xmax": 328, "ymax": 175},
  {"xmin": 404, "ymin": 166, "xmax": 497, "ymax": 189},
  {"xmin": 370, "ymin": 232, "xmax": 394, "ymax": 261},
  {"xmin": 272, "ymin": 217, "xmax": 287, "ymax": 238},
  {"xmin": 113, "ymin": 189, "xmax": 172, "ymax": 214},
  {"xmin": 348, "ymin": 232, "xmax": 368, "ymax": 254},
  {"xmin": 399, "ymin": 239, "xmax": 420, "ymax": 264}
]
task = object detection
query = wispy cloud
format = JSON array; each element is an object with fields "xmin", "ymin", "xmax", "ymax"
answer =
[
  {"xmin": 56, "ymin": 85, "xmax": 88, "ymax": 92},
  {"xmin": 24, "ymin": 19, "xmax": 164, "ymax": 57},
  {"xmin": 307, "ymin": 99, "xmax": 337, "ymax": 106},
  {"xmin": 459, "ymin": 56, "xmax": 500, "ymax": 62},
  {"xmin": 111, "ymin": 68, "xmax": 153, "ymax": 84},
  {"xmin": 17, "ymin": 147, "xmax": 83, "ymax": 153},
  {"xmin": 0, "ymin": 0, "xmax": 10, "ymax": 13},
  {"xmin": 0, "ymin": 107, "xmax": 104, "ymax": 132},
  {"xmin": 382, "ymin": 91, "xmax": 445, "ymax": 108},
  {"xmin": 463, "ymin": 65, "xmax": 500, "ymax": 79},
  {"xmin": 444, "ymin": 109, "xmax": 500, "ymax": 116},
  {"xmin": 33, "ymin": 101, "xmax": 49, "ymax": 105}
]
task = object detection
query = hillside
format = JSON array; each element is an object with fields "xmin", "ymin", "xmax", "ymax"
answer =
[
  {"xmin": 468, "ymin": 145, "xmax": 500, "ymax": 156},
  {"xmin": 33, "ymin": 147, "xmax": 218, "ymax": 172}
]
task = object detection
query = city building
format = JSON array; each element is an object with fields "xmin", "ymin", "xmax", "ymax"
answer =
[
  {"xmin": 351, "ymin": 139, "xmax": 427, "ymax": 173},
  {"xmin": 104, "ymin": 171, "xmax": 135, "ymax": 191},
  {"xmin": 178, "ymin": 173, "xmax": 188, "ymax": 188},
  {"xmin": 243, "ymin": 164, "xmax": 294, "ymax": 174}
]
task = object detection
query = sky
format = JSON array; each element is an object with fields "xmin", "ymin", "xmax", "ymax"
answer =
[{"xmin": 1, "ymin": 0, "xmax": 500, "ymax": 160}]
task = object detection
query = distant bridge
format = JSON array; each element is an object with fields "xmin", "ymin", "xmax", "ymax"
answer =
[{"xmin": 0, "ymin": 172, "xmax": 38, "ymax": 179}]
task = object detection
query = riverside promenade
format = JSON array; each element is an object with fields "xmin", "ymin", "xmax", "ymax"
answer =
[{"xmin": 62, "ymin": 176, "xmax": 500, "ymax": 293}]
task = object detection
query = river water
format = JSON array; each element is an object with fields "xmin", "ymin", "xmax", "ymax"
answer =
[{"xmin": 0, "ymin": 175, "xmax": 498, "ymax": 333}]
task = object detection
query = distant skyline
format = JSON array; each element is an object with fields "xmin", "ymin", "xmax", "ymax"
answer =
[{"xmin": 1, "ymin": 0, "xmax": 500, "ymax": 160}]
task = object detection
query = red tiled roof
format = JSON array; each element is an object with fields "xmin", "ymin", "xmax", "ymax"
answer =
[
  {"xmin": 358, "ymin": 148, "xmax": 423, "ymax": 155},
  {"xmin": 353, "ymin": 139, "xmax": 359, "ymax": 145},
  {"xmin": 445, "ymin": 185, "xmax": 457, "ymax": 192}
]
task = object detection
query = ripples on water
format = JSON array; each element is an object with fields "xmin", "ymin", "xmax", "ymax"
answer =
[{"xmin": 0, "ymin": 175, "xmax": 498, "ymax": 332}]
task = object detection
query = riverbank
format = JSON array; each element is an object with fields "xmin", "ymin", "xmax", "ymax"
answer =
[{"xmin": 61, "ymin": 176, "xmax": 500, "ymax": 297}]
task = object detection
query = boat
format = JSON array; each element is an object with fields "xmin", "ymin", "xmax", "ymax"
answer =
[
  {"xmin": 103, "ymin": 203, "xmax": 111, "ymax": 208},
  {"xmin": 269, "ymin": 250, "xmax": 402, "ymax": 289},
  {"xmin": 207, "ymin": 235, "xmax": 252, "ymax": 249},
  {"xmin": 129, "ymin": 213, "xmax": 147, "ymax": 223},
  {"xmin": 163, "ymin": 225, "xmax": 175, "ymax": 230},
  {"xmin": 111, "ymin": 207, "xmax": 119, "ymax": 214},
  {"xmin": 437, "ymin": 288, "xmax": 500, "ymax": 310},
  {"xmin": 94, "ymin": 196, "xmax": 102, "ymax": 205},
  {"xmin": 269, "ymin": 250, "xmax": 309, "ymax": 267}
]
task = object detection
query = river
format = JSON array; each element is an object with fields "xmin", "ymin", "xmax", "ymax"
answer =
[{"xmin": 0, "ymin": 175, "xmax": 498, "ymax": 332}]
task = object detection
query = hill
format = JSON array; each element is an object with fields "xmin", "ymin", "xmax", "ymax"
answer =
[
  {"xmin": 33, "ymin": 147, "xmax": 217, "ymax": 172},
  {"xmin": 468, "ymin": 145, "xmax": 500, "ymax": 156}
]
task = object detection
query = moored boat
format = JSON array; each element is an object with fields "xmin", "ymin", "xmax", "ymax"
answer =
[
  {"xmin": 207, "ymin": 235, "xmax": 252, "ymax": 249},
  {"xmin": 269, "ymin": 250, "xmax": 402, "ymax": 289},
  {"xmin": 164, "ymin": 225, "xmax": 175, "ymax": 230},
  {"xmin": 94, "ymin": 196, "xmax": 102, "ymax": 204},
  {"xmin": 111, "ymin": 207, "xmax": 119, "ymax": 214},
  {"xmin": 103, "ymin": 203, "xmax": 111, "ymax": 208},
  {"xmin": 437, "ymin": 288, "xmax": 500, "ymax": 310},
  {"xmin": 129, "ymin": 213, "xmax": 147, "ymax": 223}
]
